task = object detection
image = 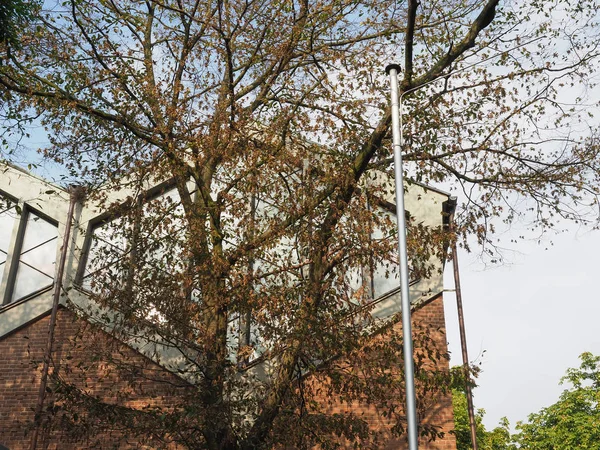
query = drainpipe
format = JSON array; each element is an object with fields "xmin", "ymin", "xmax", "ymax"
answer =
[
  {"xmin": 31, "ymin": 185, "xmax": 84, "ymax": 450},
  {"xmin": 450, "ymin": 213, "xmax": 479, "ymax": 450}
]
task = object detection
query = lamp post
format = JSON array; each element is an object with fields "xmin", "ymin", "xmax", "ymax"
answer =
[{"xmin": 385, "ymin": 63, "xmax": 419, "ymax": 450}]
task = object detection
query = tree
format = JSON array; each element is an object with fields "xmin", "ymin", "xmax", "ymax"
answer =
[
  {"xmin": 452, "ymin": 389, "xmax": 516, "ymax": 450},
  {"xmin": 0, "ymin": 0, "xmax": 37, "ymax": 47},
  {"xmin": 451, "ymin": 366, "xmax": 516, "ymax": 450},
  {"xmin": 453, "ymin": 354, "xmax": 600, "ymax": 450},
  {"xmin": 515, "ymin": 352, "xmax": 600, "ymax": 449},
  {"xmin": 452, "ymin": 387, "xmax": 488, "ymax": 449},
  {"xmin": 1, "ymin": 0, "xmax": 600, "ymax": 448}
]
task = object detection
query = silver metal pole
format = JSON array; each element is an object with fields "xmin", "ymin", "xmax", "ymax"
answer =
[{"xmin": 385, "ymin": 63, "xmax": 419, "ymax": 450}]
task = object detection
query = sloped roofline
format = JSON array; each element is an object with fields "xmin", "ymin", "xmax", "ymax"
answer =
[{"xmin": 1, "ymin": 160, "xmax": 68, "ymax": 192}]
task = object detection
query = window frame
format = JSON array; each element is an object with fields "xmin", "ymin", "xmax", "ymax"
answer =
[
  {"xmin": 0, "ymin": 190, "xmax": 20, "ymax": 298},
  {"xmin": 1, "ymin": 199, "xmax": 60, "ymax": 306},
  {"xmin": 75, "ymin": 180, "xmax": 186, "ymax": 290}
]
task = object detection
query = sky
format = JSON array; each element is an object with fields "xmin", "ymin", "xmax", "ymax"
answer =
[{"xmin": 443, "ymin": 227, "xmax": 600, "ymax": 430}]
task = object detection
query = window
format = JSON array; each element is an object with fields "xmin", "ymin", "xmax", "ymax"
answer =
[
  {"xmin": 80, "ymin": 217, "xmax": 128, "ymax": 292},
  {"xmin": 1, "ymin": 203, "xmax": 59, "ymax": 305},
  {"xmin": 80, "ymin": 186, "xmax": 186, "ymax": 293},
  {"xmin": 10, "ymin": 211, "xmax": 59, "ymax": 302},
  {"xmin": 370, "ymin": 207, "xmax": 402, "ymax": 299},
  {"xmin": 367, "ymin": 199, "xmax": 419, "ymax": 300}
]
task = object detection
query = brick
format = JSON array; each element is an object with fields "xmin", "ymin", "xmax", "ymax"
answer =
[{"xmin": 0, "ymin": 297, "xmax": 457, "ymax": 449}]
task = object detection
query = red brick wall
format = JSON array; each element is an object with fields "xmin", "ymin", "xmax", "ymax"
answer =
[
  {"xmin": 0, "ymin": 307, "xmax": 191, "ymax": 449},
  {"xmin": 411, "ymin": 295, "xmax": 456, "ymax": 450},
  {"xmin": 0, "ymin": 297, "xmax": 457, "ymax": 449},
  {"xmin": 297, "ymin": 295, "xmax": 457, "ymax": 450}
]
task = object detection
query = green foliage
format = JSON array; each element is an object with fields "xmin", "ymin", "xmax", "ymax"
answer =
[
  {"xmin": 452, "ymin": 388, "xmax": 516, "ymax": 450},
  {"xmin": 0, "ymin": 0, "xmax": 38, "ymax": 47},
  {"xmin": 486, "ymin": 418, "xmax": 517, "ymax": 450},
  {"xmin": 451, "ymin": 364, "xmax": 517, "ymax": 450},
  {"xmin": 453, "ymin": 353, "xmax": 600, "ymax": 450},
  {"xmin": 452, "ymin": 388, "xmax": 488, "ymax": 449},
  {"xmin": 515, "ymin": 352, "xmax": 600, "ymax": 450}
]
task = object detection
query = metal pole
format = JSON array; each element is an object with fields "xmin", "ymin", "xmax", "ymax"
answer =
[
  {"xmin": 31, "ymin": 186, "xmax": 82, "ymax": 450},
  {"xmin": 450, "ymin": 217, "xmax": 479, "ymax": 450},
  {"xmin": 385, "ymin": 63, "xmax": 419, "ymax": 450}
]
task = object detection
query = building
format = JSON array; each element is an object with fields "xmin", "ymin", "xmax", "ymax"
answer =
[{"xmin": 0, "ymin": 162, "xmax": 457, "ymax": 449}]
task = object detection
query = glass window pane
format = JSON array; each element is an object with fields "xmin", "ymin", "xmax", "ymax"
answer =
[
  {"xmin": 11, "ymin": 211, "xmax": 58, "ymax": 302},
  {"xmin": 369, "ymin": 207, "xmax": 417, "ymax": 299},
  {"xmin": 20, "ymin": 240, "xmax": 58, "ymax": 278},
  {"xmin": 371, "ymin": 209, "xmax": 399, "ymax": 299},
  {"xmin": 372, "ymin": 261, "xmax": 400, "ymax": 298},
  {"xmin": 140, "ymin": 187, "xmax": 186, "ymax": 274},
  {"xmin": 0, "ymin": 195, "xmax": 18, "ymax": 292},
  {"xmin": 81, "ymin": 218, "xmax": 128, "ymax": 291},
  {"xmin": 81, "ymin": 187, "xmax": 187, "ymax": 291},
  {"xmin": 20, "ymin": 213, "xmax": 58, "ymax": 252},
  {"xmin": 80, "ymin": 186, "xmax": 190, "ymax": 325},
  {"xmin": 12, "ymin": 263, "xmax": 54, "ymax": 301}
]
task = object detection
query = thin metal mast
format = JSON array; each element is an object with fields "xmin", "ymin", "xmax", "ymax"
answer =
[
  {"xmin": 385, "ymin": 63, "xmax": 419, "ymax": 450},
  {"xmin": 451, "ymin": 216, "xmax": 479, "ymax": 450}
]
